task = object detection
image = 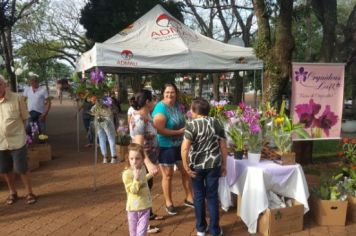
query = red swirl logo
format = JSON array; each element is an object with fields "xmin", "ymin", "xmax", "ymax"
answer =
[{"xmin": 121, "ymin": 50, "xmax": 133, "ymax": 60}]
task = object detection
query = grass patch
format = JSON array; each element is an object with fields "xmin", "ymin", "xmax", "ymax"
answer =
[{"xmin": 312, "ymin": 139, "xmax": 341, "ymax": 158}]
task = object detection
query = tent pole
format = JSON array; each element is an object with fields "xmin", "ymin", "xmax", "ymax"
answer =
[
  {"xmin": 93, "ymin": 115, "xmax": 98, "ymax": 192},
  {"xmin": 254, "ymin": 70, "xmax": 257, "ymax": 107},
  {"xmin": 76, "ymin": 100, "xmax": 80, "ymax": 153}
]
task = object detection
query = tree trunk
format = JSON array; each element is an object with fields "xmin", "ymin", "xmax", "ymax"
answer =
[
  {"xmin": 305, "ymin": 0, "xmax": 312, "ymax": 61},
  {"xmin": 198, "ymin": 75, "xmax": 203, "ymax": 98},
  {"xmin": 311, "ymin": 0, "xmax": 337, "ymax": 62},
  {"xmin": 190, "ymin": 75, "xmax": 196, "ymax": 97},
  {"xmin": 118, "ymin": 75, "xmax": 128, "ymax": 104},
  {"xmin": 232, "ymin": 72, "xmax": 244, "ymax": 104},
  {"xmin": 350, "ymin": 63, "xmax": 356, "ymax": 119},
  {"xmin": 272, "ymin": 0, "xmax": 295, "ymax": 103},
  {"xmin": 130, "ymin": 74, "xmax": 143, "ymax": 93},
  {"xmin": 1, "ymin": 27, "xmax": 16, "ymax": 91},
  {"xmin": 212, "ymin": 73, "xmax": 220, "ymax": 101}
]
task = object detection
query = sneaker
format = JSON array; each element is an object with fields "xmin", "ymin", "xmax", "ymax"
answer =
[
  {"xmin": 165, "ymin": 205, "xmax": 178, "ymax": 215},
  {"xmin": 184, "ymin": 199, "xmax": 195, "ymax": 208},
  {"xmin": 147, "ymin": 225, "xmax": 160, "ymax": 233},
  {"xmin": 197, "ymin": 226, "xmax": 208, "ymax": 236},
  {"xmin": 103, "ymin": 158, "xmax": 109, "ymax": 164},
  {"xmin": 110, "ymin": 157, "xmax": 117, "ymax": 164},
  {"xmin": 217, "ymin": 228, "xmax": 223, "ymax": 236}
]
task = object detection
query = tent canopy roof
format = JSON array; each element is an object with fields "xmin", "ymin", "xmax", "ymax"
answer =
[{"xmin": 76, "ymin": 5, "xmax": 263, "ymax": 73}]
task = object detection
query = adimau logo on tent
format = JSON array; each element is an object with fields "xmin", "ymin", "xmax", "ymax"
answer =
[
  {"xmin": 119, "ymin": 24, "xmax": 134, "ymax": 36},
  {"xmin": 117, "ymin": 50, "xmax": 138, "ymax": 67},
  {"xmin": 155, "ymin": 14, "xmax": 181, "ymax": 28},
  {"xmin": 151, "ymin": 14, "xmax": 199, "ymax": 43},
  {"xmin": 121, "ymin": 50, "xmax": 133, "ymax": 60}
]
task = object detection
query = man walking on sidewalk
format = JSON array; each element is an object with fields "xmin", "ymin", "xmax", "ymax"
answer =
[{"xmin": 0, "ymin": 75, "xmax": 37, "ymax": 205}]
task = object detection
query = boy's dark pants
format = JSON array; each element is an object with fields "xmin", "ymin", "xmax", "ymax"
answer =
[{"xmin": 191, "ymin": 166, "xmax": 221, "ymax": 236}]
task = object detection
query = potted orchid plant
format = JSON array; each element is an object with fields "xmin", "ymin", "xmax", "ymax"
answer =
[
  {"xmin": 270, "ymin": 101, "xmax": 310, "ymax": 164},
  {"xmin": 236, "ymin": 102, "xmax": 264, "ymax": 163},
  {"xmin": 227, "ymin": 125, "xmax": 245, "ymax": 159},
  {"xmin": 116, "ymin": 119, "xmax": 131, "ymax": 160}
]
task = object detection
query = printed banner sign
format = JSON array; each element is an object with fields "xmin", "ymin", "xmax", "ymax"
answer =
[{"xmin": 291, "ymin": 63, "xmax": 344, "ymax": 140}]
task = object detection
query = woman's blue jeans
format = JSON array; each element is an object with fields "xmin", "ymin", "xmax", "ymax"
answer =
[
  {"xmin": 191, "ymin": 166, "xmax": 221, "ymax": 236},
  {"xmin": 96, "ymin": 119, "xmax": 116, "ymax": 158}
]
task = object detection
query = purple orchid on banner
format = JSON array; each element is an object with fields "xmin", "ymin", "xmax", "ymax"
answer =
[
  {"xmin": 90, "ymin": 68, "xmax": 105, "ymax": 85},
  {"xmin": 314, "ymin": 105, "xmax": 338, "ymax": 136},
  {"xmin": 102, "ymin": 96, "xmax": 112, "ymax": 106},
  {"xmin": 295, "ymin": 99, "xmax": 321, "ymax": 128},
  {"xmin": 295, "ymin": 67, "xmax": 308, "ymax": 82}
]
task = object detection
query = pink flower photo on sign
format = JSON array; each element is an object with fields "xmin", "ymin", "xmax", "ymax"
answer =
[{"xmin": 291, "ymin": 63, "xmax": 344, "ymax": 139}]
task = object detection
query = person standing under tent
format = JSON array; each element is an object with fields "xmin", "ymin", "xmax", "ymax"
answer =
[
  {"xmin": 152, "ymin": 83, "xmax": 193, "ymax": 215},
  {"xmin": 130, "ymin": 89, "xmax": 163, "ymax": 231},
  {"xmin": 181, "ymin": 98, "xmax": 227, "ymax": 236}
]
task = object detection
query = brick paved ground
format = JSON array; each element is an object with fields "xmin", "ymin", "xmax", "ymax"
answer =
[{"xmin": 0, "ymin": 95, "xmax": 355, "ymax": 236}]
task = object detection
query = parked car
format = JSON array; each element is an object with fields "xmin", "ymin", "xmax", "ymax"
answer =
[{"xmin": 344, "ymin": 99, "xmax": 352, "ymax": 109}]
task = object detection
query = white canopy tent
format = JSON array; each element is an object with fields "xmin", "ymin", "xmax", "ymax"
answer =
[
  {"xmin": 76, "ymin": 4, "xmax": 263, "ymax": 73},
  {"xmin": 75, "ymin": 4, "xmax": 263, "ymax": 191}
]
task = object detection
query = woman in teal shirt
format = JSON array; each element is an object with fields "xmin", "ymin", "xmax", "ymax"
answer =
[{"xmin": 152, "ymin": 83, "xmax": 193, "ymax": 215}]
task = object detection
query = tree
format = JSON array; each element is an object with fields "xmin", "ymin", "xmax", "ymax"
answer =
[
  {"xmin": 311, "ymin": 0, "xmax": 337, "ymax": 62},
  {"xmin": 14, "ymin": 0, "xmax": 90, "ymax": 68},
  {"xmin": 0, "ymin": 0, "xmax": 39, "ymax": 91},
  {"xmin": 80, "ymin": 0, "xmax": 184, "ymax": 43},
  {"xmin": 310, "ymin": 0, "xmax": 356, "ymax": 117},
  {"xmin": 183, "ymin": 0, "xmax": 256, "ymax": 102},
  {"xmin": 253, "ymin": 0, "xmax": 294, "ymax": 104}
]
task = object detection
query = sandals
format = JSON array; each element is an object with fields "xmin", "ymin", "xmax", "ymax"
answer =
[
  {"xmin": 147, "ymin": 225, "xmax": 160, "ymax": 234},
  {"xmin": 25, "ymin": 193, "xmax": 37, "ymax": 204},
  {"xmin": 149, "ymin": 213, "xmax": 164, "ymax": 221},
  {"xmin": 5, "ymin": 193, "xmax": 18, "ymax": 205}
]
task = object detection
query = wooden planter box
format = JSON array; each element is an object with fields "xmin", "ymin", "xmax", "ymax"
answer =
[
  {"xmin": 116, "ymin": 145, "xmax": 128, "ymax": 160},
  {"xmin": 348, "ymin": 195, "xmax": 356, "ymax": 223},
  {"xmin": 27, "ymin": 149, "xmax": 40, "ymax": 171},
  {"xmin": 28, "ymin": 144, "xmax": 52, "ymax": 163}
]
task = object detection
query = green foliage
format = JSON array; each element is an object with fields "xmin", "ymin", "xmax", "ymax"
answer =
[
  {"xmin": 270, "ymin": 101, "xmax": 310, "ymax": 154},
  {"xmin": 150, "ymin": 73, "xmax": 176, "ymax": 92},
  {"xmin": 80, "ymin": 0, "xmax": 185, "ymax": 42},
  {"xmin": 178, "ymin": 93, "xmax": 193, "ymax": 111},
  {"xmin": 312, "ymin": 173, "xmax": 344, "ymax": 200},
  {"xmin": 228, "ymin": 127, "xmax": 245, "ymax": 151},
  {"xmin": 17, "ymin": 41, "xmax": 62, "ymax": 63}
]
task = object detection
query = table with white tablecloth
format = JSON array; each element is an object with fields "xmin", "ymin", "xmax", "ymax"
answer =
[{"xmin": 226, "ymin": 156, "xmax": 310, "ymax": 234}]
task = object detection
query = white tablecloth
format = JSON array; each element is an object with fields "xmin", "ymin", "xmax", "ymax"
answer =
[{"xmin": 226, "ymin": 156, "xmax": 310, "ymax": 234}]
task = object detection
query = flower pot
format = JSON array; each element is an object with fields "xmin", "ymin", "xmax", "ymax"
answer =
[
  {"xmin": 248, "ymin": 152, "xmax": 261, "ymax": 164},
  {"xmin": 234, "ymin": 150, "xmax": 244, "ymax": 160},
  {"xmin": 281, "ymin": 152, "xmax": 296, "ymax": 165},
  {"xmin": 116, "ymin": 144, "xmax": 128, "ymax": 160}
]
